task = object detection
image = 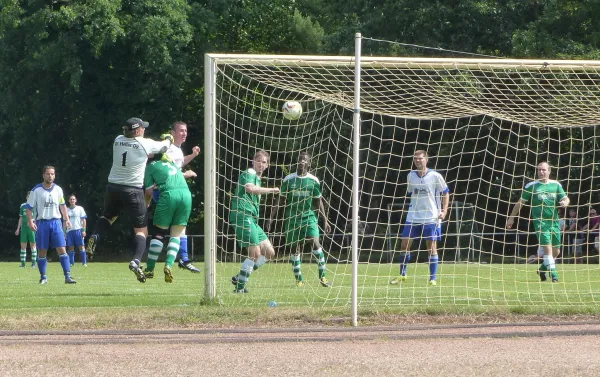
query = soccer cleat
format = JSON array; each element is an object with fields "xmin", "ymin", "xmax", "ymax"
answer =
[
  {"xmin": 31, "ymin": 262, "xmax": 36, "ymax": 268},
  {"xmin": 233, "ymin": 287, "xmax": 248, "ymax": 293},
  {"xmin": 178, "ymin": 260, "xmax": 201, "ymax": 273},
  {"xmin": 86, "ymin": 235, "xmax": 97, "ymax": 259},
  {"xmin": 390, "ymin": 275, "xmax": 407, "ymax": 285},
  {"xmin": 537, "ymin": 270, "xmax": 547, "ymax": 282},
  {"xmin": 144, "ymin": 269, "xmax": 154, "ymax": 279},
  {"xmin": 82, "ymin": 264, "xmax": 87, "ymax": 267},
  {"xmin": 428, "ymin": 280, "xmax": 437, "ymax": 286},
  {"xmin": 70, "ymin": 264, "xmax": 75, "ymax": 267},
  {"xmin": 65, "ymin": 276, "xmax": 77, "ymax": 284},
  {"xmin": 39, "ymin": 278, "xmax": 48, "ymax": 284},
  {"xmin": 319, "ymin": 277, "xmax": 331, "ymax": 287},
  {"xmin": 128, "ymin": 261, "xmax": 146, "ymax": 283},
  {"xmin": 164, "ymin": 266, "xmax": 174, "ymax": 283},
  {"xmin": 231, "ymin": 275, "xmax": 239, "ymax": 286},
  {"xmin": 296, "ymin": 280, "xmax": 304, "ymax": 287},
  {"xmin": 19, "ymin": 263, "xmax": 25, "ymax": 268},
  {"xmin": 552, "ymin": 276, "xmax": 559, "ymax": 283}
]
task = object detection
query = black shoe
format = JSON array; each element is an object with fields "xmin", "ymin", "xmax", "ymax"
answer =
[
  {"xmin": 233, "ymin": 287, "xmax": 248, "ymax": 293},
  {"xmin": 128, "ymin": 261, "xmax": 146, "ymax": 283},
  {"xmin": 178, "ymin": 260, "xmax": 201, "ymax": 273},
  {"xmin": 537, "ymin": 270, "xmax": 547, "ymax": 282},
  {"xmin": 231, "ymin": 275, "xmax": 239, "ymax": 286},
  {"xmin": 552, "ymin": 277, "xmax": 559, "ymax": 283}
]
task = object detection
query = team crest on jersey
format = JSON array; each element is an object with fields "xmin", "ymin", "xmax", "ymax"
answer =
[
  {"xmin": 537, "ymin": 192, "xmax": 556, "ymax": 201},
  {"xmin": 414, "ymin": 188, "xmax": 429, "ymax": 195}
]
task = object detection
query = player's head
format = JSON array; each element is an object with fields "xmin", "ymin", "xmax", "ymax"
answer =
[
  {"xmin": 42, "ymin": 165, "xmax": 55, "ymax": 185},
  {"xmin": 536, "ymin": 162, "xmax": 551, "ymax": 181},
  {"xmin": 297, "ymin": 151, "xmax": 311, "ymax": 175},
  {"xmin": 123, "ymin": 117, "xmax": 149, "ymax": 137},
  {"xmin": 252, "ymin": 150, "xmax": 270, "ymax": 176},
  {"xmin": 590, "ymin": 207, "xmax": 597, "ymax": 217},
  {"xmin": 68, "ymin": 194, "xmax": 77, "ymax": 207},
  {"xmin": 171, "ymin": 121, "xmax": 187, "ymax": 146},
  {"xmin": 413, "ymin": 150, "xmax": 429, "ymax": 170},
  {"xmin": 569, "ymin": 208, "xmax": 577, "ymax": 217}
]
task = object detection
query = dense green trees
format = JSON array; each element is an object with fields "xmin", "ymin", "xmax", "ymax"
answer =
[{"xmin": 0, "ymin": 0, "xmax": 597, "ymax": 256}]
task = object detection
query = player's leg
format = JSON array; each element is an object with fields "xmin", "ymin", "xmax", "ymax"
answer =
[
  {"xmin": 165, "ymin": 225, "xmax": 186, "ymax": 283},
  {"xmin": 309, "ymin": 236, "xmax": 330, "ymax": 287},
  {"xmin": 231, "ymin": 214, "xmax": 268, "ymax": 293},
  {"xmin": 549, "ymin": 228, "xmax": 562, "ymax": 282},
  {"xmin": 29, "ymin": 239, "xmax": 37, "ymax": 268},
  {"xmin": 425, "ymin": 223, "xmax": 441, "ymax": 285},
  {"xmin": 19, "ymin": 241, "xmax": 27, "ymax": 268},
  {"xmin": 87, "ymin": 185, "xmax": 120, "ymax": 257},
  {"xmin": 176, "ymin": 190, "xmax": 199, "ymax": 273},
  {"xmin": 78, "ymin": 245, "xmax": 87, "ymax": 266},
  {"xmin": 50, "ymin": 220, "xmax": 76, "ymax": 284},
  {"xmin": 390, "ymin": 224, "xmax": 415, "ymax": 284},
  {"xmin": 145, "ymin": 227, "xmax": 167, "ymax": 279},
  {"xmin": 35, "ymin": 221, "xmax": 50, "ymax": 284},
  {"xmin": 289, "ymin": 244, "xmax": 304, "ymax": 286},
  {"xmin": 66, "ymin": 231, "xmax": 75, "ymax": 266},
  {"xmin": 128, "ymin": 188, "xmax": 150, "ymax": 283}
]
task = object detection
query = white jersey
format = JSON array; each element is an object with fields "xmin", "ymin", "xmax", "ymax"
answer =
[
  {"xmin": 405, "ymin": 169, "xmax": 449, "ymax": 224},
  {"xmin": 165, "ymin": 144, "xmax": 184, "ymax": 169},
  {"xmin": 108, "ymin": 135, "xmax": 171, "ymax": 187},
  {"xmin": 26, "ymin": 184, "xmax": 66, "ymax": 220},
  {"xmin": 67, "ymin": 205, "xmax": 87, "ymax": 231}
]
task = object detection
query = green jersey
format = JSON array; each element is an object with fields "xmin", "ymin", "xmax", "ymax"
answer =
[
  {"xmin": 19, "ymin": 203, "xmax": 33, "ymax": 230},
  {"xmin": 231, "ymin": 168, "xmax": 261, "ymax": 217},
  {"xmin": 280, "ymin": 173, "xmax": 322, "ymax": 221},
  {"xmin": 144, "ymin": 159, "xmax": 188, "ymax": 193},
  {"xmin": 521, "ymin": 179, "xmax": 567, "ymax": 221}
]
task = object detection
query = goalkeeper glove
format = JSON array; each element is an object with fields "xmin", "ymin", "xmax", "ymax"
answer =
[
  {"xmin": 161, "ymin": 133, "xmax": 174, "ymax": 144},
  {"xmin": 160, "ymin": 153, "xmax": 173, "ymax": 163}
]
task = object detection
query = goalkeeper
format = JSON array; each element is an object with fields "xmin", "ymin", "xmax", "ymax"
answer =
[
  {"xmin": 143, "ymin": 153, "xmax": 192, "ymax": 283},
  {"xmin": 507, "ymin": 162, "xmax": 569, "ymax": 283},
  {"xmin": 267, "ymin": 151, "xmax": 332, "ymax": 287}
]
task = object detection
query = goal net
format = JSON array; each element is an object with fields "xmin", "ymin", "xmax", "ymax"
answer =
[{"xmin": 204, "ymin": 53, "xmax": 600, "ymax": 309}]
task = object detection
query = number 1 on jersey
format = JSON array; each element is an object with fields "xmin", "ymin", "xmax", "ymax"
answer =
[{"xmin": 122, "ymin": 151, "xmax": 127, "ymax": 166}]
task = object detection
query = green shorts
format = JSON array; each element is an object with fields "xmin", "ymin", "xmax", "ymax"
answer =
[
  {"xmin": 285, "ymin": 216, "xmax": 320, "ymax": 246},
  {"xmin": 534, "ymin": 220, "xmax": 561, "ymax": 247},
  {"xmin": 230, "ymin": 212, "xmax": 267, "ymax": 248},
  {"xmin": 153, "ymin": 189, "xmax": 192, "ymax": 228},
  {"xmin": 20, "ymin": 226, "xmax": 36, "ymax": 244}
]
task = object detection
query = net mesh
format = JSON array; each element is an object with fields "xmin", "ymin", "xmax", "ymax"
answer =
[{"xmin": 209, "ymin": 56, "xmax": 600, "ymax": 307}]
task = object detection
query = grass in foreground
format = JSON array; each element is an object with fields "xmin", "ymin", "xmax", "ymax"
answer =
[{"xmin": 0, "ymin": 261, "xmax": 599, "ymax": 330}]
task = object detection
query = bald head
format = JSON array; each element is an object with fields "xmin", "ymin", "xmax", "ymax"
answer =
[{"xmin": 537, "ymin": 162, "xmax": 551, "ymax": 182}]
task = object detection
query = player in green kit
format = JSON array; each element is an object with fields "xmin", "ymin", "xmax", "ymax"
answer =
[
  {"xmin": 143, "ymin": 153, "xmax": 192, "ymax": 283},
  {"xmin": 507, "ymin": 162, "xmax": 569, "ymax": 282},
  {"xmin": 230, "ymin": 150, "xmax": 279, "ymax": 293},
  {"xmin": 15, "ymin": 192, "xmax": 38, "ymax": 268},
  {"xmin": 267, "ymin": 152, "xmax": 332, "ymax": 287}
]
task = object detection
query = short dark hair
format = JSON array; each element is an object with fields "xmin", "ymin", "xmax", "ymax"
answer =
[
  {"xmin": 171, "ymin": 121, "xmax": 187, "ymax": 130},
  {"xmin": 299, "ymin": 151, "xmax": 311, "ymax": 159},
  {"xmin": 42, "ymin": 165, "xmax": 55, "ymax": 174}
]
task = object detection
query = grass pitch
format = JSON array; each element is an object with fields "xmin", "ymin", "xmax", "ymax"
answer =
[{"xmin": 0, "ymin": 261, "xmax": 599, "ymax": 330}]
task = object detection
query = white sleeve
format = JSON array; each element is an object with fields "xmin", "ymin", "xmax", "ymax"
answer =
[
  {"xmin": 138, "ymin": 138, "xmax": 171, "ymax": 155},
  {"xmin": 406, "ymin": 174, "xmax": 412, "ymax": 194}
]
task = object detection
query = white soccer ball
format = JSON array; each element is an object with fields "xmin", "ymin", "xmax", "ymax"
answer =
[{"xmin": 282, "ymin": 101, "xmax": 302, "ymax": 120}]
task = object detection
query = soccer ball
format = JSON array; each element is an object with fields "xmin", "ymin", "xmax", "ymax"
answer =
[{"xmin": 282, "ymin": 101, "xmax": 302, "ymax": 120}]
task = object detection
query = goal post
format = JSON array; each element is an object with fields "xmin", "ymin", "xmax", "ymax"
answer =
[{"xmin": 204, "ymin": 41, "xmax": 600, "ymax": 314}]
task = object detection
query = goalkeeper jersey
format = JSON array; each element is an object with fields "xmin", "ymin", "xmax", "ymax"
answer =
[{"xmin": 108, "ymin": 135, "xmax": 171, "ymax": 188}]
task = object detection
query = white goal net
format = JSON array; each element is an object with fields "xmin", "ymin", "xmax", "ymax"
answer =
[{"xmin": 204, "ymin": 52, "xmax": 600, "ymax": 310}]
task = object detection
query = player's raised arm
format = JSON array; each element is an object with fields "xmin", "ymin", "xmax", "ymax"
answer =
[{"xmin": 507, "ymin": 199, "xmax": 526, "ymax": 229}]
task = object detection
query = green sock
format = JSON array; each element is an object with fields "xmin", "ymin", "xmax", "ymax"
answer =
[
  {"xmin": 313, "ymin": 248, "xmax": 326, "ymax": 279},
  {"xmin": 291, "ymin": 255, "xmax": 303, "ymax": 282},
  {"xmin": 538, "ymin": 263, "xmax": 547, "ymax": 272},
  {"xmin": 550, "ymin": 268, "xmax": 559, "ymax": 280},
  {"xmin": 31, "ymin": 249, "xmax": 37, "ymax": 264},
  {"xmin": 20, "ymin": 249, "xmax": 26, "ymax": 265},
  {"xmin": 236, "ymin": 259, "xmax": 254, "ymax": 289},
  {"xmin": 146, "ymin": 239, "xmax": 163, "ymax": 272},
  {"xmin": 165, "ymin": 237, "xmax": 179, "ymax": 268}
]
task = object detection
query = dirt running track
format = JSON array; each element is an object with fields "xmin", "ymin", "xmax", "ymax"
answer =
[{"xmin": 1, "ymin": 322, "xmax": 600, "ymax": 377}]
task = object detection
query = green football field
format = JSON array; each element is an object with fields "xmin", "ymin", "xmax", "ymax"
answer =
[{"xmin": 1, "ymin": 261, "xmax": 599, "ymax": 313}]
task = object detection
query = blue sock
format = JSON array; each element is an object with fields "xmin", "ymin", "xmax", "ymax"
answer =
[
  {"xmin": 59, "ymin": 254, "xmax": 72, "ymax": 277},
  {"xmin": 38, "ymin": 257, "xmax": 48, "ymax": 278},
  {"xmin": 81, "ymin": 249, "xmax": 87, "ymax": 264},
  {"xmin": 429, "ymin": 254, "xmax": 439, "ymax": 281},
  {"xmin": 178, "ymin": 236, "xmax": 189, "ymax": 263},
  {"xmin": 400, "ymin": 252, "xmax": 411, "ymax": 276},
  {"xmin": 68, "ymin": 251, "xmax": 75, "ymax": 265}
]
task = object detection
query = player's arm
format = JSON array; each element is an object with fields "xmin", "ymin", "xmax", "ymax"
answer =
[
  {"xmin": 244, "ymin": 184, "xmax": 279, "ymax": 195},
  {"xmin": 15, "ymin": 216, "xmax": 22, "ymax": 235},
  {"xmin": 26, "ymin": 208, "xmax": 37, "ymax": 232},
  {"xmin": 82, "ymin": 217, "xmax": 87, "ymax": 237},
  {"xmin": 315, "ymin": 196, "xmax": 331, "ymax": 234},
  {"xmin": 60, "ymin": 204, "xmax": 71, "ymax": 229},
  {"xmin": 507, "ymin": 199, "xmax": 526, "ymax": 229},
  {"xmin": 182, "ymin": 146, "xmax": 201, "ymax": 167},
  {"xmin": 439, "ymin": 191, "xmax": 450, "ymax": 220}
]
